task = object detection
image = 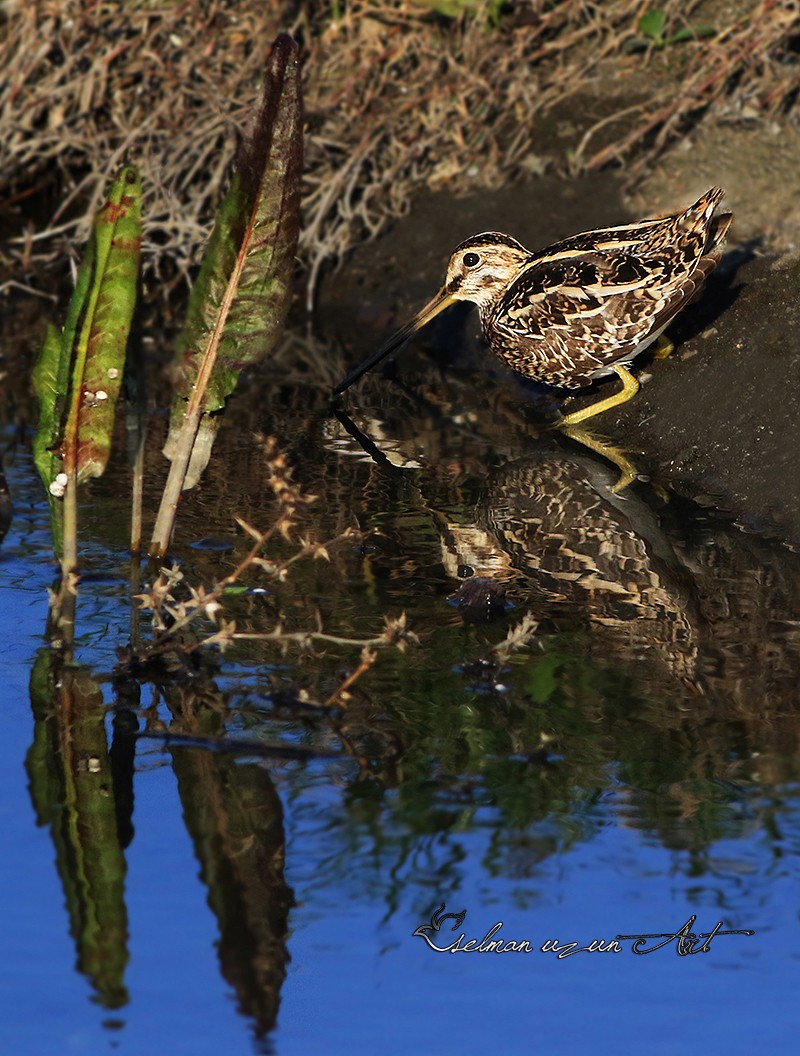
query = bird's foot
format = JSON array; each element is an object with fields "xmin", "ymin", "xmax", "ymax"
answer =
[
  {"xmin": 652, "ymin": 335, "xmax": 675, "ymax": 360},
  {"xmin": 558, "ymin": 365, "xmax": 641, "ymax": 427},
  {"xmin": 559, "ymin": 424, "xmax": 640, "ymax": 493}
]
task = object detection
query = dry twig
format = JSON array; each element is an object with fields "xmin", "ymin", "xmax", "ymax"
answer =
[{"xmin": 2, "ymin": 1, "xmax": 797, "ymax": 297}]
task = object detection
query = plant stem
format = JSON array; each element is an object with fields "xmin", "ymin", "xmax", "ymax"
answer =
[
  {"xmin": 149, "ymin": 407, "xmax": 199, "ymax": 557},
  {"xmin": 149, "ymin": 199, "xmax": 245, "ymax": 556},
  {"xmin": 62, "ymin": 473, "xmax": 78, "ymax": 574},
  {"xmin": 130, "ymin": 430, "xmax": 145, "ymax": 553}
]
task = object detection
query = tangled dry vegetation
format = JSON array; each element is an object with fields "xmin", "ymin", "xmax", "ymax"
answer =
[{"xmin": 1, "ymin": 0, "xmax": 797, "ymax": 300}]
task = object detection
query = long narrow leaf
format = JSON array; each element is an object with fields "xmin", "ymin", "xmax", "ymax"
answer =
[
  {"xmin": 64, "ymin": 165, "xmax": 142, "ymax": 485},
  {"xmin": 32, "ymin": 324, "xmax": 68, "ymax": 554},
  {"xmin": 32, "ymin": 166, "xmax": 141, "ymax": 571},
  {"xmin": 32, "ymin": 166, "xmax": 142, "ymax": 493},
  {"xmin": 160, "ymin": 34, "xmax": 303, "ymax": 498},
  {"xmin": 32, "ymin": 323, "xmax": 69, "ymax": 494}
]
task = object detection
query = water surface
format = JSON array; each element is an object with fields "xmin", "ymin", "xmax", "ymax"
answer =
[{"xmin": 2, "ymin": 304, "xmax": 799, "ymax": 1054}]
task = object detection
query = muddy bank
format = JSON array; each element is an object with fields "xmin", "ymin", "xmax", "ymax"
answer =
[
  {"xmin": 607, "ymin": 253, "xmax": 800, "ymax": 545},
  {"xmin": 318, "ymin": 173, "xmax": 800, "ymax": 546}
]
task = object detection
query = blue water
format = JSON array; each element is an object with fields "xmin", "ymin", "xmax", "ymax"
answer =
[{"xmin": 2, "ymin": 427, "xmax": 800, "ymax": 1055}]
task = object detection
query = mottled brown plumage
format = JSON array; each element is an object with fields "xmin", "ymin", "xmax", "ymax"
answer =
[{"xmin": 334, "ymin": 188, "xmax": 732, "ymax": 425}]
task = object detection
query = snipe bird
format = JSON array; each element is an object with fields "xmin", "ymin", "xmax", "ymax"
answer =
[{"xmin": 334, "ymin": 188, "xmax": 732, "ymax": 425}]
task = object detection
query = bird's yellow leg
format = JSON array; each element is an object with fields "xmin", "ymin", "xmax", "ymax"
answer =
[
  {"xmin": 559, "ymin": 364, "xmax": 640, "ymax": 427},
  {"xmin": 560, "ymin": 424, "xmax": 639, "ymax": 492},
  {"xmin": 652, "ymin": 334, "xmax": 675, "ymax": 360}
]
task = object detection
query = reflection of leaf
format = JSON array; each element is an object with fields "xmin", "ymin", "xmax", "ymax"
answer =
[
  {"xmin": 27, "ymin": 651, "xmax": 130, "ymax": 1009},
  {"xmin": 165, "ymin": 689, "xmax": 292, "ymax": 1034},
  {"xmin": 527, "ymin": 655, "xmax": 560, "ymax": 704}
]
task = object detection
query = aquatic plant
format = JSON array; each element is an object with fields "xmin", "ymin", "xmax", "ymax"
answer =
[
  {"xmin": 33, "ymin": 36, "xmax": 302, "ymax": 587},
  {"xmin": 30, "ymin": 32, "xmax": 412, "ymax": 716},
  {"xmin": 32, "ymin": 167, "xmax": 142, "ymax": 573},
  {"xmin": 152, "ymin": 34, "xmax": 302, "ymax": 556}
]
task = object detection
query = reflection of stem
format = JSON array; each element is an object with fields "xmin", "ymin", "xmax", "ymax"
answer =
[
  {"xmin": 51, "ymin": 573, "xmax": 78, "ymax": 651},
  {"xmin": 324, "ymin": 648, "xmax": 376, "ymax": 707},
  {"xmin": 560, "ymin": 424, "xmax": 639, "ymax": 492},
  {"xmin": 129, "ymin": 555, "xmax": 142, "ymax": 653}
]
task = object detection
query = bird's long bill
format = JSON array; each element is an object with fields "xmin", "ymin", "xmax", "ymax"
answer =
[{"xmin": 333, "ymin": 287, "xmax": 456, "ymax": 395}]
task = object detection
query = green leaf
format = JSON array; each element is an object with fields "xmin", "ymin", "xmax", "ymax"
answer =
[
  {"xmin": 164, "ymin": 34, "xmax": 303, "ymax": 489},
  {"xmin": 66, "ymin": 165, "xmax": 142, "ymax": 484},
  {"xmin": 637, "ymin": 9, "xmax": 666, "ymax": 42},
  {"xmin": 412, "ymin": 0, "xmax": 480, "ymax": 16},
  {"xmin": 32, "ymin": 324, "xmax": 68, "ymax": 552},
  {"xmin": 32, "ymin": 323, "xmax": 68, "ymax": 493},
  {"xmin": 32, "ymin": 166, "xmax": 141, "ymax": 570},
  {"xmin": 33, "ymin": 166, "xmax": 142, "ymax": 492},
  {"xmin": 669, "ymin": 25, "xmax": 716, "ymax": 44}
]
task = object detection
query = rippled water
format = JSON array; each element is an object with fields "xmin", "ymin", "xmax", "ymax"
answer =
[{"xmin": 2, "ymin": 314, "xmax": 800, "ymax": 1054}]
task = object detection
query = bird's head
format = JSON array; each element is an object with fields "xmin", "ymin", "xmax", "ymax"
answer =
[
  {"xmin": 443, "ymin": 233, "xmax": 530, "ymax": 310},
  {"xmin": 333, "ymin": 232, "xmax": 529, "ymax": 395}
]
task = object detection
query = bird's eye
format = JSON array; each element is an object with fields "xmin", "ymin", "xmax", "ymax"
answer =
[{"xmin": 462, "ymin": 252, "xmax": 481, "ymax": 268}]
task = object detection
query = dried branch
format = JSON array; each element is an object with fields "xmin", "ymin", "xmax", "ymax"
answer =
[{"xmin": 6, "ymin": 1, "xmax": 793, "ymax": 296}]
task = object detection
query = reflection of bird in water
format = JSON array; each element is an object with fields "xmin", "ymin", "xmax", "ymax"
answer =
[
  {"xmin": 329, "ymin": 404, "xmax": 700, "ymax": 678},
  {"xmin": 335, "ymin": 189, "xmax": 731, "ymax": 426},
  {"xmin": 478, "ymin": 452, "xmax": 700, "ymax": 683}
]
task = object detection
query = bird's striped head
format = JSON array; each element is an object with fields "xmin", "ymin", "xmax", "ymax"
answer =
[
  {"xmin": 332, "ymin": 232, "xmax": 530, "ymax": 395},
  {"xmin": 444, "ymin": 232, "xmax": 531, "ymax": 309}
]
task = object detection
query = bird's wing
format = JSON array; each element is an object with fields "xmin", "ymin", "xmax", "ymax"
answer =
[
  {"xmin": 486, "ymin": 238, "xmax": 723, "ymax": 387},
  {"xmin": 492, "ymin": 247, "xmax": 666, "ymax": 341},
  {"xmin": 491, "ymin": 225, "xmax": 721, "ymax": 344}
]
